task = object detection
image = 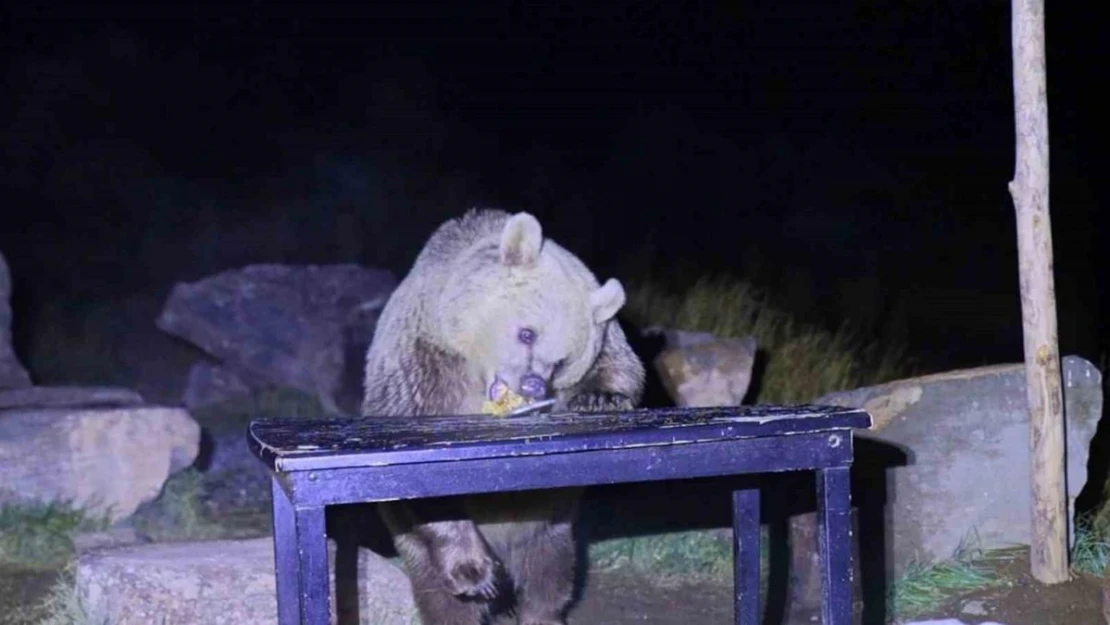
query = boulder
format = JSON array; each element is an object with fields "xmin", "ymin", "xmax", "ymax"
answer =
[
  {"xmin": 816, "ymin": 355, "xmax": 1102, "ymax": 573},
  {"xmin": 0, "ymin": 405, "xmax": 201, "ymax": 522},
  {"xmin": 650, "ymin": 329, "xmax": 757, "ymax": 407},
  {"xmin": 0, "ymin": 385, "xmax": 144, "ymax": 410},
  {"xmin": 181, "ymin": 361, "xmax": 254, "ymax": 409},
  {"xmin": 0, "ymin": 251, "xmax": 31, "ymax": 389},
  {"xmin": 75, "ymin": 538, "xmax": 417, "ymax": 625},
  {"xmin": 156, "ymin": 263, "xmax": 396, "ymax": 415},
  {"xmin": 72, "ymin": 526, "xmax": 146, "ymax": 554}
]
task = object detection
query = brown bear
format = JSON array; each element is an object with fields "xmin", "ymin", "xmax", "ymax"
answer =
[{"xmin": 361, "ymin": 208, "xmax": 645, "ymax": 625}]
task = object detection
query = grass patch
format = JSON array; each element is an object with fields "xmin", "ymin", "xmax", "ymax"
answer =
[
  {"xmin": 886, "ymin": 537, "xmax": 1015, "ymax": 620},
  {"xmin": 625, "ymin": 275, "xmax": 909, "ymax": 403},
  {"xmin": 1071, "ymin": 510, "xmax": 1110, "ymax": 576},
  {"xmin": 131, "ymin": 469, "xmax": 209, "ymax": 541},
  {"xmin": 130, "ymin": 469, "xmax": 242, "ymax": 542},
  {"xmin": 1, "ymin": 565, "xmax": 71, "ymax": 625},
  {"xmin": 0, "ymin": 504, "xmax": 110, "ymax": 570},
  {"xmin": 588, "ymin": 528, "xmax": 763, "ymax": 586},
  {"xmin": 131, "ymin": 469, "xmax": 275, "ymax": 543},
  {"xmin": 14, "ymin": 568, "xmax": 109, "ymax": 625}
]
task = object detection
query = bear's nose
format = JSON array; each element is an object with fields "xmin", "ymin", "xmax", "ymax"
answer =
[{"xmin": 518, "ymin": 373, "xmax": 548, "ymax": 400}]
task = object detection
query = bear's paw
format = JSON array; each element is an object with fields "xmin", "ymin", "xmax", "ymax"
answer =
[
  {"xmin": 565, "ymin": 391, "xmax": 636, "ymax": 413},
  {"xmin": 437, "ymin": 545, "xmax": 501, "ymax": 601}
]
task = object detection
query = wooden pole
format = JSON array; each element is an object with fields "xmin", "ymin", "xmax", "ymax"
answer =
[{"xmin": 1009, "ymin": 0, "xmax": 1068, "ymax": 584}]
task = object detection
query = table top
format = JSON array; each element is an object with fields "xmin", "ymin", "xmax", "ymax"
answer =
[{"xmin": 248, "ymin": 404, "xmax": 872, "ymax": 472}]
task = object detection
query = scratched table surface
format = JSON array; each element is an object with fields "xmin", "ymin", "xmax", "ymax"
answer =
[{"xmin": 248, "ymin": 404, "xmax": 872, "ymax": 472}]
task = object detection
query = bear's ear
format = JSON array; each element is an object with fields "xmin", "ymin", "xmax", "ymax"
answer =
[
  {"xmin": 590, "ymin": 278, "xmax": 626, "ymax": 324},
  {"xmin": 499, "ymin": 212, "xmax": 544, "ymax": 266}
]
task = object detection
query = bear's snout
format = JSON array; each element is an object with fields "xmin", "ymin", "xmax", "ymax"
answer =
[{"xmin": 518, "ymin": 373, "xmax": 548, "ymax": 400}]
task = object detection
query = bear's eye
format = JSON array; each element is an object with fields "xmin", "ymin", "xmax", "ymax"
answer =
[{"xmin": 518, "ymin": 327, "xmax": 537, "ymax": 345}]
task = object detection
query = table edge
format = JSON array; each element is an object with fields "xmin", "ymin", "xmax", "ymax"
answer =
[{"xmin": 248, "ymin": 406, "xmax": 873, "ymax": 473}]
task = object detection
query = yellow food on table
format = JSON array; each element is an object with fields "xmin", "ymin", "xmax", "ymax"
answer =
[{"xmin": 481, "ymin": 384, "xmax": 529, "ymax": 417}]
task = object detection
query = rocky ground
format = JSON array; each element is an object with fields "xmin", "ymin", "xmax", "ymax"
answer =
[
  {"xmin": 1, "ymin": 424, "xmax": 1103, "ymax": 625},
  {"xmin": 1, "ymin": 543, "xmax": 1102, "ymax": 625},
  {"xmin": 0, "ymin": 391, "xmax": 1105, "ymax": 625},
  {"xmin": 566, "ymin": 548, "xmax": 1104, "ymax": 625}
]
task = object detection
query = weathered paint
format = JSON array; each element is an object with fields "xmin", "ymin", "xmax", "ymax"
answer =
[{"xmin": 248, "ymin": 404, "xmax": 871, "ymax": 625}]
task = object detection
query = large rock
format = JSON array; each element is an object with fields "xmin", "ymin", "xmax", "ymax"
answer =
[
  {"xmin": 816, "ymin": 354, "xmax": 1102, "ymax": 573},
  {"xmin": 156, "ymin": 264, "xmax": 396, "ymax": 415},
  {"xmin": 650, "ymin": 329, "xmax": 757, "ymax": 407},
  {"xmin": 0, "ymin": 251, "xmax": 31, "ymax": 389},
  {"xmin": 72, "ymin": 527, "xmax": 146, "ymax": 554},
  {"xmin": 0, "ymin": 385, "xmax": 144, "ymax": 410},
  {"xmin": 75, "ymin": 538, "xmax": 417, "ymax": 625},
  {"xmin": 0, "ymin": 405, "xmax": 201, "ymax": 522},
  {"xmin": 181, "ymin": 361, "xmax": 254, "ymax": 410}
]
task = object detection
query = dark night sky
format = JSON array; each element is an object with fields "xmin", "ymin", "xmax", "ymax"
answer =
[{"xmin": 0, "ymin": 0, "xmax": 1103, "ymax": 376}]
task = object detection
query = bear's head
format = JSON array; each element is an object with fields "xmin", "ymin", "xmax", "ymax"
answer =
[{"xmin": 435, "ymin": 212, "xmax": 626, "ymax": 404}]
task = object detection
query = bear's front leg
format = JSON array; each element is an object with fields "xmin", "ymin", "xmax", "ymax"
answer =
[
  {"xmin": 390, "ymin": 530, "xmax": 493, "ymax": 625},
  {"xmin": 505, "ymin": 514, "xmax": 578, "ymax": 625},
  {"xmin": 421, "ymin": 518, "xmax": 502, "ymax": 600},
  {"xmin": 378, "ymin": 500, "xmax": 502, "ymax": 601}
]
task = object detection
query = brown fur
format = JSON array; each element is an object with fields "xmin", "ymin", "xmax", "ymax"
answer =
[{"xmin": 361, "ymin": 208, "xmax": 645, "ymax": 625}]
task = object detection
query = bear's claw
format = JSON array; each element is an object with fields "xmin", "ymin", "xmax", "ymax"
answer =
[{"xmin": 566, "ymin": 391, "xmax": 634, "ymax": 413}]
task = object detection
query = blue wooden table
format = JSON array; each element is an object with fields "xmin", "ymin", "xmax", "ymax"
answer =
[{"xmin": 248, "ymin": 404, "xmax": 871, "ymax": 625}]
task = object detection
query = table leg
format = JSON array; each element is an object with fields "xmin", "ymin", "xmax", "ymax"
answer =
[
  {"xmin": 817, "ymin": 466, "xmax": 853, "ymax": 625},
  {"xmin": 271, "ymin": 477, "xmax": 300, "ymax": 624},
  {"xmin": 271, "ymin": 477, "xmax": 330, "ymax": 625},
  {"xmin": 732, "ymin": 487, "xmax": 761, "ymax": 625}
]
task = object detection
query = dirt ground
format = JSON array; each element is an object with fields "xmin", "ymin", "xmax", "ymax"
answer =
[
  {"xmin": 910, "ymin": 548, "xmax": 1104, "ymax": 625},
  {"xmin": 572, "ymin": 564, "xmax": 1102, "ymax": 625},
  {"xmin": 1, "ymin": 548, "xmax": 1104, "ymax": 625},
  {"xmin": 560, "ymin": 547, "xmax": 1107, "ymax": 625},
  {"xmin": 0, "ymin": 568, "xmax": 56, "ymax": 625},
  {"xmin": 562, "ymin": 570, "xmax": 735, "ymax": 625}
]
